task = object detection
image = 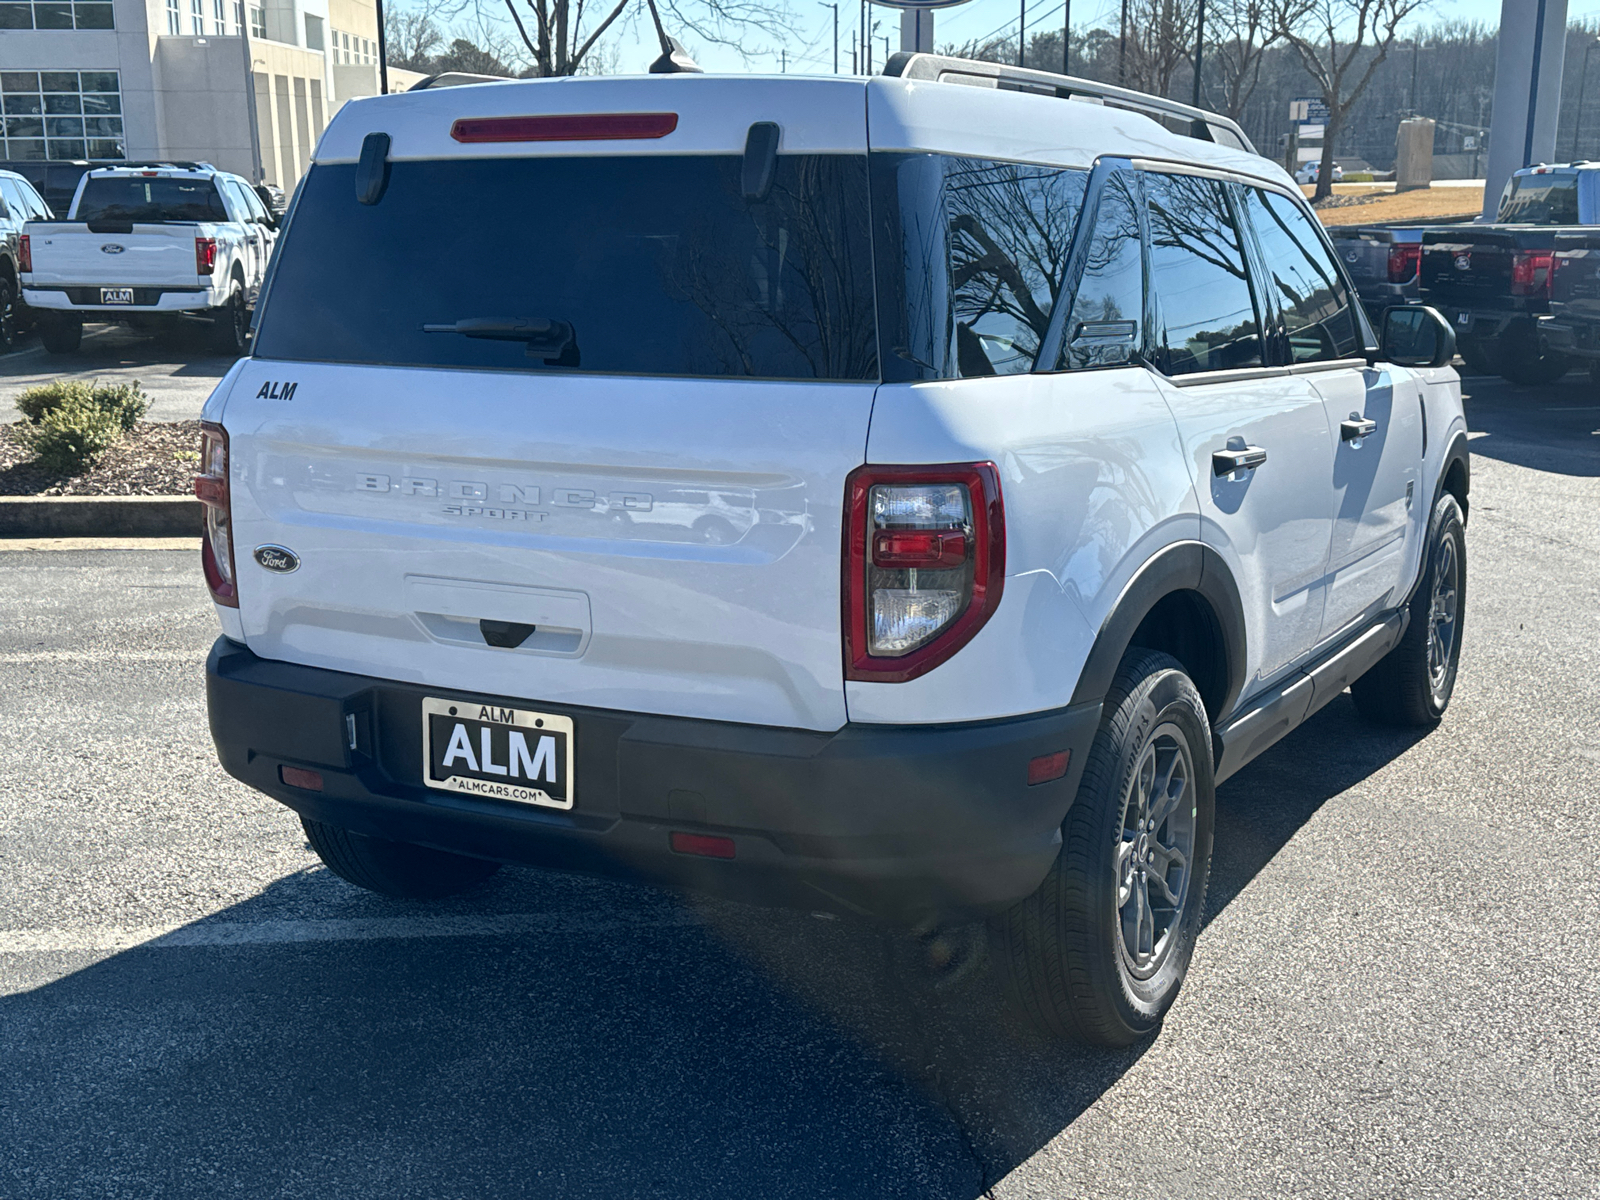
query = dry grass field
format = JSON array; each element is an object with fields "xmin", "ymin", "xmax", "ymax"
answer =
[{"xmin": 1305, "ymin": 183, "xmax": 1485, "ymax": 227}]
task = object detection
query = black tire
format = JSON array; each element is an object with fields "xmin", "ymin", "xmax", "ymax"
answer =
[
  {"xmin": 37, "ymin": 313, "xmax": 81, "ymax": 355},
  {"xmin": 0, "ymin": 275, "xmax": 16, "ymax": 354},
  {"xmin": 211, "ymin": 284, "xmax": 248, "ymax": 355},
  {"xmin": 1496, "ymin": 325, "xmax": 1571, "ymax": 385},
  {"xmin": 1351, "ymin": 493, "xmax": 1466, "ymax": 728},
  {"xmin": 991, "ymin": 649, "xmax": 1215, "ymax": 1046},
  {"xmin": 301, "ymin": 817, "xmax": 501, "ymax": 898},
  {"xmin": 1456, "ymin": 335, "xmax": 1495, "ymax": 377}
]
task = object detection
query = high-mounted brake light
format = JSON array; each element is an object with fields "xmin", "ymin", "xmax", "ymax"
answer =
[
  {"xmin": 843, "ymin": 463, "xmax": 1005, "ymax": 684},
  {"xmin": 1387, "ymin": 243, "xmax": 1420, "ymax": 284},
  {"xmin": 195, "ymin": 422, "xmax": 237, "ymax": 607},
  {"xmin": 17, "ymin": 234, "xmax": 29, "ymax": 273},
  {"xmin": 195, "ymin": 236, "xmax": 217, "ymax": 275},
  {"xmin": 450, "ymin": 113, "xmax": 679, "ymax": 144},
  {"xmin": 1511, "ymin": 249, "xmax": 1555, "ymax": 297}
]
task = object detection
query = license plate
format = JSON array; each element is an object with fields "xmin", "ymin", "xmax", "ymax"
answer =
[
  {"xmin": 101, "ymin": 287, "xmax": 134, "ymax": 304},
  {"xmin": 1456, "ymin": 311, "xmax": 1471, "ymax": 328},
  {"xmin": 421, "ymin": 696, "xmax": 574, "ymax": 809}
]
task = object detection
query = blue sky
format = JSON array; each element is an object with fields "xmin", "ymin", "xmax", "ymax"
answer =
[{"xmin": 444, "ymin": 0, "xmax": 1600, "ymax": 78}]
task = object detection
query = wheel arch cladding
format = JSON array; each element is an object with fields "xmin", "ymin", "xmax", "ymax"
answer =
[
  {"xmin": 1068, "ymin": 541, "xmax": 1246, "ymax": 725},
  {"xmin": 1441, "ymin": 433, "xmax": 1470, "ymax": 524}
]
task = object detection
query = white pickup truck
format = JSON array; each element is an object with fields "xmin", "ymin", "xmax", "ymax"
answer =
[{"xmin": 20, "ymin": 162, "xmax": 277, "ymax": 355}]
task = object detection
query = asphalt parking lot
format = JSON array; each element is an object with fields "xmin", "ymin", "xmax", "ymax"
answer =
[
  {"xmin": 0, "ymin": 323, "xmax": 238, "ymax": 422},
  {"xmin": 1, "ymin": 371, "xmax": 1597, "ymax": 1199}
]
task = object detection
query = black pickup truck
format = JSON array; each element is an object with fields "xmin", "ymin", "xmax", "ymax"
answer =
[
  {"xmin": 1413, "ymin": 163, "xmax": 1600, "ymax": 383},
  {"xmin": 1542, "ymin": 230, "xmax": 1600, "ymax": 384}
]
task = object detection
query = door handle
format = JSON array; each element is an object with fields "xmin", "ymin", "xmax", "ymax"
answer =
[
  {"xmin": 1341, "ymin": 416, "xmax": 1379, "ymax": 442},
  {"xmin": 1212, "ymin": 446, "xmax": 1268, "ymax": 476}
]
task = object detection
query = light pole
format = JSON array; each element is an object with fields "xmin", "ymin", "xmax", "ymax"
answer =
[
  {"xmin": 819, "ymin": 1, "xmax": 838, "ymax": 73},
  {"xmin": 1118, "ymin": 0, "xmax": 1128, "ymax": 84},
  {"xmin": 1062, "ymin": 0, "xmax": 1070, "ymax": 75},
  {"xmin": 1573, "ymin": 39, "xmax": 1600, "ymax": 160},
  {"xmin": 1190, "ymin": 0, "xmax": 1204, "ymax": 108},
  {"xmin": 374, "ymin": 0, "xmax": 388, "ymax": 94},
  {"xmin": 1018, "ymin": 0, "xmax": 1025, "ymax": 67}
]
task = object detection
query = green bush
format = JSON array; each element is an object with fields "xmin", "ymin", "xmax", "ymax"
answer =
[
  {"xmin": 9, "ymin": 378, "xmax": 147, "ymax": 475},
  {"xmin": 14, "ymin": 378, "xmax": 149, "ymax": 431},
  {"xmin": 12, "ymin": 398, "xmax": 122, "ymax": 475}
]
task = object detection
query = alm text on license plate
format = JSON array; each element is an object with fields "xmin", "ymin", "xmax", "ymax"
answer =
[
  {"xmin": 101, "ymin": 288, "xmax": 134, "ymax": 305},
  {"xmin": 421, "ymin": 696, "xmax": 574, "ymax": 809}
]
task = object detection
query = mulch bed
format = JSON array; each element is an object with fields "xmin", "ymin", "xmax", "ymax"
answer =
[
  {"xmin": 0, "ymin": 420, "xmax": 200, "ymax": 497},
  {"xmin": 1311, "ymin": 193, "xmax": 1384, "ymax": 210}
]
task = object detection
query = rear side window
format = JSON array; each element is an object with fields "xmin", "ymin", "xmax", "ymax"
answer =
[
  {"xmin": 76, "ymin": 176, "xmax": 228, "ymax": 223},
  {"xmin": 1243, "ymin": 188, "xmax": 1362, "ymax": 363},
  {"xmin": 873, "ymin": 154, "xmax": 1089, "ymax": 380},
  {"xmin": 1144, "ymin": 172, "xmax": 1262, "ymax": 375},
  {"xmin": 254, "ymin": 154, "xmax": 878, "ymax": 381},
  {"xmin": 1498, "ymin": 173, "xmax": 1579, "ymax": 224},
  {"xmin": 1059, "ymin": 170, "xmax": 1144, "ymax": 370}
]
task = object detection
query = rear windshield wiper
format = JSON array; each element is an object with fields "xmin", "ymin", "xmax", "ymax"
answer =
[{"xmin": 422, "ymin": 317, "xmax": 578, "ymax": 363}]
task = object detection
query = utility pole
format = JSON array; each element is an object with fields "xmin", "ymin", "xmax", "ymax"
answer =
[
  {"xmin": 1574, "ymin": 39, "xmax": 1600, "ymax": 159},
  {"xmin": 374, "ymin": 0, "xmax": 389, "ymax": 94},
  {"xmin": 1409, "ymin": 37, "xmax": 1419, "ymax": 112},
  {"xmin": 781, "ymin": 47, "xmax": 787, "ymax": 72},
  {"xmin": 1018, "ymin": 0, "xmax": 1026, "ymax": 68},
  {"xmin": 820, "ymin": 1, "xmax": 838, "ymax": 73},
  {"xmin": 1062, "ymin": 0, "xmax": 1070, "ymax": 75},
  {"xmin": 860, "ymin": 0, "xmax": 867, "ymax": 74},
  {"xmin": 1118, "ymin": 0, "xmax": 1128, "ymax": 84},
  {"xmin": 1191, "ymin": 0, "xmax": 1204, "ymax": 108}
]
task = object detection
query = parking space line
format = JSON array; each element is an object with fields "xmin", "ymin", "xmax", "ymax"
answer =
[{"xmin": 0, "ymin": 911, "xmax": 702, "ymax": 955}]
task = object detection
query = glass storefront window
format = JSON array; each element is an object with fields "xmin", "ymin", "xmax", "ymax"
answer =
[
  {"xmin": 0, "ymin": 0, "xmax": 115, "ymax": 27},
  {"xmin": 1, "ymin": 70, "xmax": 123, "ymax": 161}
]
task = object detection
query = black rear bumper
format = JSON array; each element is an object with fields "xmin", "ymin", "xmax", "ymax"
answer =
[{"xmin": 206, "ymin": 639, "xmax": 1100, "ymax": 925}]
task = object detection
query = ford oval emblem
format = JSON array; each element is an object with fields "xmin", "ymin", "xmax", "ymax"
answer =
[
  {"xmin": 1344, "ymin": 250, "xmax": 1358, "ymax": 263},
  {"xmin": 100, "ymin": 243, "xmax": 125, "ymax": 254},
  {"xmin": 253, "ymin": 544, "xmax": 299, "ymax": 573}
]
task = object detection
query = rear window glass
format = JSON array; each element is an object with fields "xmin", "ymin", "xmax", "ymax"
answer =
[
  {"xmin": 1498, "ymin": 174, "xmax": 1579, "ymax": 224},
  {"xmin": 253, "ymin": 155, "xmax": 878, "ymax": 381},
  {"xmin": 75, "ymin": 176, "xmax": 228, "ymax": 223}
]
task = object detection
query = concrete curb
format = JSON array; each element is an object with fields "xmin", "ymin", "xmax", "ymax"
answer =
[{"xmin": 0, "ymin": 495, "xmax": 200, "ymax": 538}]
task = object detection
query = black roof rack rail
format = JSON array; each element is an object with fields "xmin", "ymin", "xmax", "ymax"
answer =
[
  {"xmin": 100, "ymin": 160, "xmax": 217, "ymax": 172},
  {"xmin": 881, "ymin": 53, "xmax": 1257, "ymax": 156}
]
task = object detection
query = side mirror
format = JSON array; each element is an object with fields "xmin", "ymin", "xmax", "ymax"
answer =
[{"xmin": 1380, "ymin": 304, "xmax": 1456, "ymax": 368}]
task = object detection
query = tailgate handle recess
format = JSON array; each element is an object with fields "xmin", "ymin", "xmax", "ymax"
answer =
[{"xmin": 480, "ymin": 619, "xmax": 536, "ymax": 649}]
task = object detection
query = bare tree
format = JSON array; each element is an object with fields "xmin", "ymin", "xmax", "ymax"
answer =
[
  {"xmin": 1271, "ymin": 0, "xmax": 1429, "ymax": 199},
  {"xmin": 490, "ymin": 0, "xmax": 790, "ymax": 77},
  {"xmin": 386, "ymin": 5, "xmax": 450, "ymax": 69},
  {"xmin": 1122, "ymin": 0, "xmax": 1202, "ymax": 97},
  {"xmin": 1207, "ymin": 0, "xmax": 1280, "ymax": 122}
]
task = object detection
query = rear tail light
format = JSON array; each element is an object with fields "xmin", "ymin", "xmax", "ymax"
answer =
[
  {"xmin": 670, "ymin": 832, "xmax": 735, "ymax": 859},
  {"xmin": 450, "ymin": 113, "xmax": 679, "ymax": 143},
  {"xmin": 18, "ymin": 234, "xmax": 30, "ymax": 273},
  {"xmin": 279, "ymin": 765, "xmax": 323, "ymax": 791},
  {"xmin": 195, "ymin": 236, "xmax": 217, "ymax": 275},
  {"xmin": 1511, "ymin": 249, "xmax": 1554, "ymax": 296},
  {"xmin": 195, "ymin": 422, "xmax": 237, "ymax": 607},
  {"xmin": 1387, "ymin": 243, "xmax": 1420, "ymax": 284},
  {"xmin": 843, "ymin": 463, "xmax": 1004, "ymax": 683}
]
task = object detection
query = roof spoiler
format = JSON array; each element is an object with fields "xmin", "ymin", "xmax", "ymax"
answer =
[
  {"xmin": 881, "ymin": 53, "xmax": 1257, "ymax": 156},
  {"xmin": 407, "ymin": 72, "xmax": 513, "ymax": 92}
]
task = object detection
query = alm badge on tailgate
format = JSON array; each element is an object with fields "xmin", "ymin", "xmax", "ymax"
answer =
[{"xmin": 421, "ymin": 697, "xmax": 575, "ymax": 810}]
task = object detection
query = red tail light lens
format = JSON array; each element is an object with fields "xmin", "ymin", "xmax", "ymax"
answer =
[
  {"xmin": 1511, "ymin": 249, "xmax": 1554, "ymax": 296},
  {"xmin": 195, "ymin": 422, "xmax": 237, "ymax": 607},
  {"xmin": 1387, "ymin": 243, "xmax": 1420, "ymax": 283},
  {"xmin": 843, "ymin": 463, "xmax": 1004, "ymax": 683},
  {"xmin": 450, "ymin": 113, "xmax": 679, "ymax": 143},
  {"xmin": 195, "ymin": 236, "xmax": 217, "ymax": 275},
  {"xmin": 18, "ymin": 234, "xmax": 30, "ymax": 273}
]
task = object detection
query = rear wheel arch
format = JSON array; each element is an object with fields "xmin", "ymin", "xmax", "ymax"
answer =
[
  {"xmin": 1440, "ymin": 433, "xmax": 1470, "ymax": 524},
  {"xmin": 1069, "ymin": 542, "xmax": 1247, "ymax": 726}
]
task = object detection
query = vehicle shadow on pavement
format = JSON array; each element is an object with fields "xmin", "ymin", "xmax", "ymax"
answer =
[
  {"xmin": 0, "ymin": 696, "xmax": 1428, "ymax": 1200},
  {"xmin": 0, "ymin": 325, "xmax": 238, "ymax": 380},
  {"xmin": 1461, "ymin": 374, "xmax": 1600, "ymax": 477}
]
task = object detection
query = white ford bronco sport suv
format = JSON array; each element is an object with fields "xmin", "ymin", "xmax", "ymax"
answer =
[{"xmin": 199, "ymin": 56, "xmax": 1469, "ymax": 1046}]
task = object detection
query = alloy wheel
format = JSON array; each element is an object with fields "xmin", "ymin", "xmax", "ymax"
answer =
[
  {"xmin": 1428, "ymin": 535, "xmax": 1460, "ymax": 696},
  {"xmin": 1115, "ymin": 723, "xmax": 1197, "ymax": 980}
]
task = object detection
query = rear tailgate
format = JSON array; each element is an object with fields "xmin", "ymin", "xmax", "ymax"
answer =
[
  {"xmin": 225, "ymin": 76, "xmax": 877, "ymax": 733},
  {"xmin": 1551, "ymin": 230, "xmax": 1600, "ymax": 322},
  {"xmin": 24, "ymin": 222, "xmax": 204, "ymax": 287},
  {"xmin": 1329, "ymin": 227, "xmax": 1396, "ymax": 295},
  {"xmin": 1421, "ymin": 227, "xmax": 1542, "ymax": 313}
]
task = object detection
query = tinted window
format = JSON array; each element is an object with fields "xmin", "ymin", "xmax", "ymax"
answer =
[
  {"xmin": 0, "ymin": 178, "xmax": 16, "ymax": 218},
  {"xmin": 1144, "ymin": 172, "xmax": 1261, "ymax": 375},
  {"xmin": 1498, "ymin": 173, "xmax": 1579, "ymax": 224},
  {"xmin": 254, "ymin": 155, "xmax": 877, "ymax": 381},
  {"xmin": 872, "ymin": 154, "xmax": 1089, "ymax": 380},
  {"xmin": 1060, "ymin": 171, "xmax": 1144, "ymax": 369},
  {"xmin": 1243, "ymin": 188, "xmax": 1361, "ymax": 362},
  {"xmin": 18, "ymin": 177, "xmax": 51, "ymax": 217},
  {"xmin": 76, "ymin": 176, "xmax": 228, "ymax": 222}
]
